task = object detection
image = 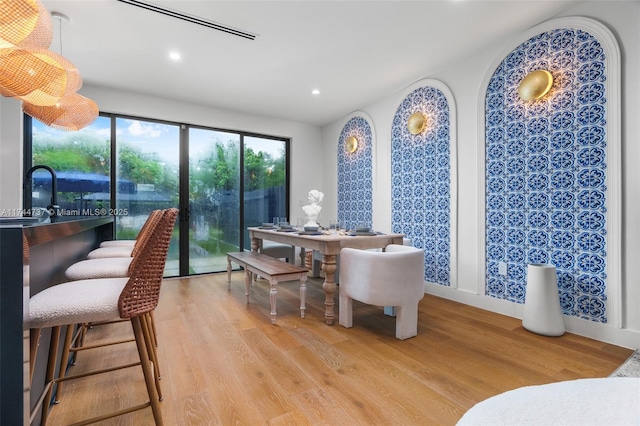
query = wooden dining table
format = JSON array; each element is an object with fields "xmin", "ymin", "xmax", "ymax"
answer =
[{"xmin": 248, "ymin": 227, "xmax": 405, "ymax": 325}]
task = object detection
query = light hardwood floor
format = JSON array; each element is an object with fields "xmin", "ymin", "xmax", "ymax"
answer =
[{"xmin": 44, "ymin": 273, "xmax": 632, "ymax": 425}]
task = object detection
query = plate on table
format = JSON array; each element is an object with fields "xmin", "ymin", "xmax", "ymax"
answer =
[
  {"xmin": 276, "ymin": 228, "xmax": 297, "ymax": 232},
  {"xmin": 349, "ymin": 231, "xmax": 381, "ymax": 236},
  {"xmin": 297, "ymin": 231, "xmax": 324, "ymax": 236},
  {"xmin": 259, "ymin": 226, "xmax": 277, "ymax": 229}
]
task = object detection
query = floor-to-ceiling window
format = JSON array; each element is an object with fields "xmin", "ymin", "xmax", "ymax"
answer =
[
  {"xmin": 114, "ymin": 117, "xmax": 180, "ymax": 275},
  {"xmin": 188, "ymin": 128, "xmax": 240, "ymax": 274},
  {"xmin": 26, "ymin": 114, "xmax": 289, "ymax": 277},
  {"xmin": 27, "ymin": 115, "xmax": 112, "ymax": 215},
  {"xmin": 242, "ymin": 135, "xmax": 288, "ymax": 250}
]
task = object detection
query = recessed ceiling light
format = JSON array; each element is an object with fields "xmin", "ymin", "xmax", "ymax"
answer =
[
  {"xmin": 312, "ymin": 89, "xmax": 320, "ymax": 95},
  {"xmin": 169, "ymin": 51, "xmax": 181, "ymax": 61}
]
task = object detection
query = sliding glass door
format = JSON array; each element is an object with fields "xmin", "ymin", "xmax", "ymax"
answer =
[
  {"xmin": 28, "ymin": 114, "xmax": 288, "ymax": 277},
  {"xmin": 187, "ymin": 128, "xmax": 240, "ymax": 274},
  {"xmin": 115, "ymin": 117, "xmax": 180, "ymax": 275},
  {"xmin": 187, "ymin": 131, "xmax": 288, "ymax": 274},
  {"xmin": 242, "ymin": 136, "xmax": 288, "ymax": 250}
]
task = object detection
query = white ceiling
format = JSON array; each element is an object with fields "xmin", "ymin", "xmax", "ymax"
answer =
[{"xmin": 40, "ymin": 0, "xmax": 585, "ymax": 126}]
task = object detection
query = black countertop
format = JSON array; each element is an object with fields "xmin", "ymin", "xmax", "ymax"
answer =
[{"xmin": 18, "ymin": 215, "xmax": 115, "ymax": 246}]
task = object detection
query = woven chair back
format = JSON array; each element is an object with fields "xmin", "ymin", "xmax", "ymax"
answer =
[
  {"xmin": 130, "ymin": 209, "xmax": 163, "ymax": 258},
  {"xmin": 23, "ymin": 233, "xmax": 29, "ymax": 264},
  {"xmin": 118, "ymin": 208, "xmax": 178, "ymax": 319}
]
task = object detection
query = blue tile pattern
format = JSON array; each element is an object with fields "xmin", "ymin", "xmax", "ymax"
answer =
[
  {"xmin": 337, "ymin": 116, "xmax": 373, "ymax": 231},
  {"xmin": 391, "ymin": 86, "xmax": 451, "ymax": 286},
  {"xmin": 485, "ymin": 28, "xmax": 608, "ymax": 323}
]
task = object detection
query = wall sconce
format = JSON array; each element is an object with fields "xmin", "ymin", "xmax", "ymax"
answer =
[
  {"xmin": 518, "ymin": 69, "xmax": 553, "ymax": 101},
  {"xmin": 407, "ymin": 112, "xmax": 427, "ymax": 135},
  {"xmin": 345, "ymin": 136, "xmax": 358, "ymax": 153}
]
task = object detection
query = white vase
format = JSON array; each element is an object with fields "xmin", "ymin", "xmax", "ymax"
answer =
[{"xmin": 522, "ymin": 263, "xmax": 565, "ymax": 336}]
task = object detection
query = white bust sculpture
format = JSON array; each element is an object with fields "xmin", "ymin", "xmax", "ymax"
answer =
[{"xmin": 302, "ymin": 189, "xmax": 324, "ymax": 227}]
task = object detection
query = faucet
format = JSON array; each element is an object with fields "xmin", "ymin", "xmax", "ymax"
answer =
[{"xmin": 24, "ymin": 165, "xmax": 60, "ymax": 217}]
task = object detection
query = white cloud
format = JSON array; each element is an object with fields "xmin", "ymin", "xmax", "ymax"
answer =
[{"xmin": 127, "ymin": 120, "xmax": 163, "ymax": 138}]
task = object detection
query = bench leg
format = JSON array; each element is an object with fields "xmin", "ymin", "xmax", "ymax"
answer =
[
  {"xmin": 244, "ymin": 269, "xmax": 251, "ymax": 303},
  {"xmin": 227, "ymin": 257, "xmax": 232, "ymax": 290},
  {"xmin": 269, "ymin": 278, "xmax": 278, "ymax": 324},
  {"xmin": 299, "ymin": 275, "xmax": 307, "ymax": 319}
]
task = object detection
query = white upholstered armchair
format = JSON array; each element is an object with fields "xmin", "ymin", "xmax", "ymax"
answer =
[{"xmin": 338, "ymin": 244, "xmax": 425, "ymax": 340}]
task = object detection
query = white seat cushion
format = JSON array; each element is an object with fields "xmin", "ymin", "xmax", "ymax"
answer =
[
  {"xmin": 99, "ymin": 240, "xmax": 136, "ymax": 248},
  {"xmin": 456, "ymin": 378, "xmax": 640, "ymax": 426},
  {"xmin": 65, "ymin": 257, "xmax": 133, "ymax": 280},
  {"xmin": 87, "ymin": 246, "xmax": 133, "ymax": 259},
  {"xmin": 29, "ymin": 278, "xmax": 129, "ymax": 329}
]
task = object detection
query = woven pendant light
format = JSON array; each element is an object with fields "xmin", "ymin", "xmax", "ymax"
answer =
[
  {"xmin": 15, "ymin": 1, "xmax": 53, "ymax": 48},
  {"xmin": 0, "ymin": 47, "xmax": 58, "ymax": 96},
  {"xmin": 6, "ymin": 1, "xmax": 99, "ymax": 131},
  {"xmin": 0, "ymin": 0, "xmax": 61, "ymax": 104},
  {"xmin": 0, "ymin": 0, "xmax": 52, "ymax": 48},
  {"xmin": 0, "ymin": 47, "xmax": 81, "ymax": 105},
  {"xmin": 23, "ymin": 92, "xmax": 98, "ymax": 131}
]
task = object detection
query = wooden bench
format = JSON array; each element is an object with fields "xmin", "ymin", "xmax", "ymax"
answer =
[{"xmin": 226, "ymin": 251, "xmax": 309, "ymax": 324}]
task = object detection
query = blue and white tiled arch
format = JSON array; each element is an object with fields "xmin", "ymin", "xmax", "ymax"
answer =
[
  {"xmin": 481, "ymin": 17, "xmax": 621, "ymax": 324},
  {"xmin": 337, "ymin": 114, "xmax": 373, "ymax": 230},
  {"xmin": 391, "ymin": 80, "xmax": 457, "ymax": 287}
]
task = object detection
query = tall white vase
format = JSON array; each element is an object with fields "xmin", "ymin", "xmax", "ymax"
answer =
[{"xmin": 522, "ymin": 263, "xmax": 565, "ymax": 336}]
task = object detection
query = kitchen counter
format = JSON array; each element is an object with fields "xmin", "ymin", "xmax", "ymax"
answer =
[
  {"xmin": 0, "ymin": 216, "xmax": 114, "ymax": 425},
  {"xmin": 22, "ymin": 215, "xmax": 114, "ymax": 247}
]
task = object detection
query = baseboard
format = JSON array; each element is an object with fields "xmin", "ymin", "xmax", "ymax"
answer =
[{"xmin": 424, "ymin": 283, "xmax": 639, "ymax": 350}]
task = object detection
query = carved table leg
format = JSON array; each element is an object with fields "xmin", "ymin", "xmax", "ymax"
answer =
[
  {"xmin": 269, "ymin": 278, "xmax": 278, "ymax": 324},
  {"xmin": 299, "ymin": 275, "xmax": 307, "ymax": 318},
  {"xmin": 300, "ymin": 247, "xmax": 306, "ymax": 268},
  {"xmin": 244, "ymin": 269, "xmax": 251, "ymax": 303},
  {"xmin": 227, "ymin": 257, "xmax": 232, "ymax": 290},
  {"xmin": 321, "ymin": 254, "xmax": 337, "ymax": 325},
  {"xmin": 251, "ymin": 237, "xmax": 261, "ymax": 282}
]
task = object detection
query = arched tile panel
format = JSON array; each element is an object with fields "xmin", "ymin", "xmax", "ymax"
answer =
[
  {"xmin": 337, "ymin": 115, "xmax": 373, "ymax": 230},
  {"xmin": 483, "ymin": 19, "xmax": 620, "ymax": 324},
  {"xmin": 391, "ymin": 82, "xmax": 456, "ymax": 286}
]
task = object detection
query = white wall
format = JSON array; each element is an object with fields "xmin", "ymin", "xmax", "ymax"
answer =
[
  {"xmin": 0, "ymin": 97, "xmax": 24, "ymax": 211},
  {"xmin": 0, "ymin": 86, "xmax": 325, "ymax": 225},
  {"xmin": 321, "ymin": 1, "xmax": 640, "ymax": 349}
]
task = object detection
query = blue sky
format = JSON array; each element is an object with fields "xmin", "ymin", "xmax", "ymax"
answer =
[{"xmin": 33, "ymin": 117, "xmax": 285, "ymax": 165}]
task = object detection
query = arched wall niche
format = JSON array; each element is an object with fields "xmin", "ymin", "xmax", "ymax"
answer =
[
  {"xmin": 337, "ymin": 112, "xmax": 375, "ymax": 231},
  {"xmin": 477, "ymin": 17, "xmax": 621, "ymax": 325},
  {"xmin": 391, "ymin": 79, "xmax": 458, "ymax": 287}
]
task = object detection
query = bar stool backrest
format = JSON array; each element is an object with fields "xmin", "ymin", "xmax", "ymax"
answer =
[
  {"xmin": 23, "ymin": 233, "xmax": 29, "ymax": 264},
  {"xmin": 119, "ymin": 208, "xmax": 178, "ymax": 319},
  {"xmin": 130, "ymin": 209, "xmax": 164, "ymax": 258}
]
